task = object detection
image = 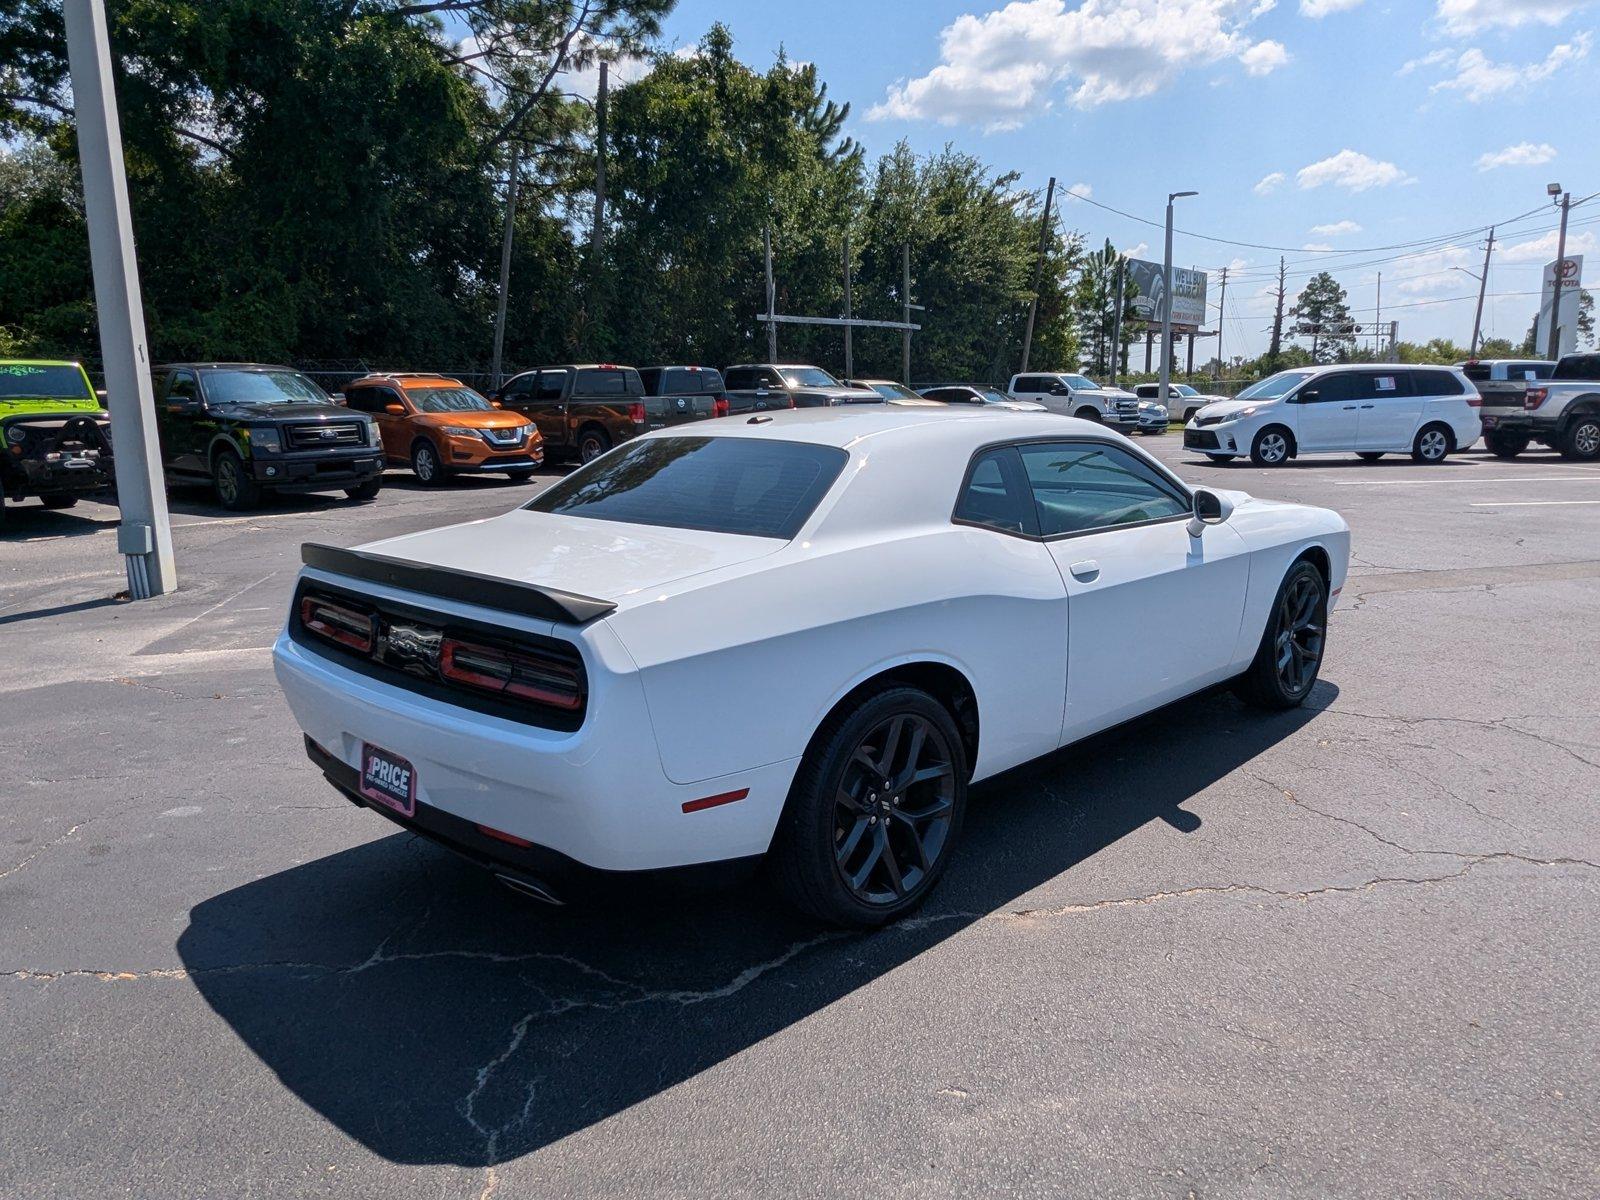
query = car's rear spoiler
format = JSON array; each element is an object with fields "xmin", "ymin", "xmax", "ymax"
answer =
[{"xmin": 300, "ymin": 543, "xmax": 617, "ymax": 625}]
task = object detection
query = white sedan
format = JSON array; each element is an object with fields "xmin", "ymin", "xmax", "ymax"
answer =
[{"xmin": 274, "ymin": 408, "xmax": 1349, "ymax": 926}]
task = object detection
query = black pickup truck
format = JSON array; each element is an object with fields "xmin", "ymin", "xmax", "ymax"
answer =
[
  {"xmin": 153, "ymin": 363, "xmax": 384, "ymax": 509},
  {"xmin": 722, "ymin": 364, "xmax": 884, "ymax": 414}
]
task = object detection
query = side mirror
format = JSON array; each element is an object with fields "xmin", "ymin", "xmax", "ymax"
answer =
[
  {"xmin": 1052, "ymin": 384, "xmax": 1071, "ymax": 395},
  {"xmin": 329, "ymin": 393, "xmax": 347, "ymax": 406},
  {"xmin": 1295, "ymin": 388, "xmax": 1319, "ymax": 404},
  {"xmin": 1187, "ymin": 487, "xmax": 1234, "ymax": 538},
  {"xmin": 384, "ymin": 403, "xmax": 406, "ymax": 416},
  {"xmin": 490, "ymin": 400, "xmax": 503, "ymax": 408}
]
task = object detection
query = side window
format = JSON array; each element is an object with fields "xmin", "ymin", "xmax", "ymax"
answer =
[
  {"xmin": 1408, "ymin": 369, "xmax": 1462, "ymax": 397},
  {"xmin": 1017, "ymin": 441, "xmax": 1188, "ymax": 537},
  {"xmin": 343, "ymin": 387, "xmax": 380, "ymax": 414},
  {"xmin": 534, "ymin": 371, "xmax": 568, "ymax": 402},
  {"xmin": 954, "ymin": 447, "xmax": 1035, "ymax": 536},
  {"xmin": 638, "ymin": 368, "xmax": 661, "ymax": 395},
  {"xmin": 724, "ymin": 368, "xmax": 753, "ymax": 390},
  {"xmin": 1361, "ymin": 371, "xmax": 1413, "ymax": 399},
  {"xmin": 166, "ymin": 371, "xmax": 199, "ymax": 405},
  {"xmin": 1301, "ymin": 373, "xmax": 1359, "ymax": 403},
  {"xmin": 502, "ymin": 373, "xmax": 535, "ymax": 398},
  {"xmin": 758, "ymin": 368, "xmax": 785, "ymax": 388}
]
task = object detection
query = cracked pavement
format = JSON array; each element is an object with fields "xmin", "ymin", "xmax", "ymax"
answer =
[{"xmin": 2, "ymin": 448, "xmax": 1597, "ymax": 1198}]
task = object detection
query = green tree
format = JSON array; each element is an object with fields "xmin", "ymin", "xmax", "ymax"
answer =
[{"xmin": 1289, "ymin": 271, "xmax": 1355, "ymax": 363}]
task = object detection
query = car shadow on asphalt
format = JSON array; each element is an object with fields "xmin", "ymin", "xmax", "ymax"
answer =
[
  {"xmin": 0, "ymin": 503, "xmax": 120, "ymax": 540},
  {"xmin": 177, "ymin": 679, "xmax": 1336, "ymax": 1168}
]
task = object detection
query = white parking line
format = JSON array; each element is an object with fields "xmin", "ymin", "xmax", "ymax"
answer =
[
  {"xmin": 1333, "ymin": 476, "xmax": 1600, "ymax": 486},
  {"xmin": 1468, "ymin": 500, "xmax": 1600, "ymax": 507}
]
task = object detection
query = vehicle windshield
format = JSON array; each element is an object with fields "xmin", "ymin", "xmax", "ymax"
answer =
[
  {"xmin": 979, "ymin": 389, "xmax": 1014, "ymax": 404},
  {"xmin": 780, "ymin": 367, "xmax": 841, "ymax": 389},
  {"xmin": 1173, "ymin": 384, "xmax": 1200, "ymax": 396},
  {"xmin": 868, "ymin": 382, "xmax": 921, "ymax": 400},
  {"xmin": 204, "ymin": 369, "xmax": 328, "ymax": 405},
  {"xmin": 527, "ymin": 436, "xmax": 848, "ymax": 539},
  {"xmin": 408, "ymin": 386, "xmax": 494, "ymax": 413},
  {"xmin": 1236, "ymin": 371, "xmax": 1313, "ymax": 401},
  {"xmin": 0, "ymin": 364, "xmax": 92, "ymax": 401},
  {"xmin": 1060, "ymin": 374, "xmax": 1098, "ymax": 391}
]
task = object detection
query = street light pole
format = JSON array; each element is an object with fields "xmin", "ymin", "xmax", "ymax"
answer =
[
  {"xmin": 1469, "ymin": 225, "xmax": 1494, "ymax": 357},
  {"xmin": 63, "ymin": 0, "xmax": 175, "ymax": 598},
  {"xmin": 1160, "ymin": 190, "xmax": 1197, "ymax": 405},
  {"xmin": 1546, "ymin": 187, "xmax": 1572, "ymax": 363}
]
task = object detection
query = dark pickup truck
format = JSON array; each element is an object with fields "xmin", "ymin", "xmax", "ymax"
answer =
[
  {"xmin": 722, "ymin": 364, "xmax": 884, "ymax": 414},
  {"xmin": 0, "ymin": 360, "xmax": 115, "ymax": 522},
  {"xmin": 639, "ymin": 365, "xmax": 730, "ymax": 428},
  {"xmin": 494, "ymin": 364, "xmax": 664, "ymax": 463},
  {"xmin": 153, "ymin": 363, "xmax": 384, "ymax": 510}
]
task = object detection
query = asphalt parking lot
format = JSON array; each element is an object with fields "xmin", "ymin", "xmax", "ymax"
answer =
[{"xmin": 3, "ymin": 437, "xmax": 1597, "ymax": 1199}]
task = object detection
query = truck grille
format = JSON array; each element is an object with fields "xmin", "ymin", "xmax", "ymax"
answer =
[
  {"xmin": 1114, "ymin": 399, "xmax": 1138, "ymax": 412},
  {"xmin": 286, "ymin": 421, "xmax": 364, "ymax": 449}
]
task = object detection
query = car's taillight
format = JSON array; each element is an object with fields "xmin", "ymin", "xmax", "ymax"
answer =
[
  {"xmin": 1525, "ymin": 387, "xmax": 1549, "ymax": 410},
  {"xmin": 629, "ymin": 401, "xmax": 646, "ymax": 424},
  {"xmin": 713, "ymin": 396, "xmax": 729, "ymax": 418},
  {"xmin": 299, "ymin": 595, "xmax": 375, "ymax": 653},
  {"xmin": 1466, "ymin": 392, "xmax": 1483, "ymax": 408},
  {"xmin": 440, "ymin": 636, "xmax": 582, "ymax": 710}
]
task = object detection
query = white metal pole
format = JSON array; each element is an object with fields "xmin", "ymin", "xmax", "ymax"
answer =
[
  {"xmin": 1160, "ymin": 197, "xmax": 1175, "ymax": 401},
  {"xmin": 63, "ymin": 0, "xmax": 175, "ymax": 598}
]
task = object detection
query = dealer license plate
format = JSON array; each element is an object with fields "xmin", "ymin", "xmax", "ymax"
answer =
[{"xmin": 359, "ymin": 743, "xmax": 417, "ymax": 818}]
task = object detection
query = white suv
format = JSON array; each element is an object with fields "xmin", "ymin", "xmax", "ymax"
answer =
[
  {"xmin": 1183, "ymin": 364, "xmax": 1481, "ymax": 466},
  {"xmin": 1009, "ymin": 372, "xmax": 1140, "ymax": 431}
]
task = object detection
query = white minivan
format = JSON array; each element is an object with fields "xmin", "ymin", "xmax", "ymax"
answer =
[{"xmin": 1183, "ymin": 364, "xmax": 1481, "ymax": 466}]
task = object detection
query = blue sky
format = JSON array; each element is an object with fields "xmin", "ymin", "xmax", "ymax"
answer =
[{"xmin": 622, "ymin": 0, "xmax": 1600, "ymax": 359}]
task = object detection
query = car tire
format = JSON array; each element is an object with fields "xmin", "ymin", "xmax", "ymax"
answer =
[
  {"xmin": 1250, "ymin": 426, "xmax": 1292, "ymax": 466},
  {"xmin": 1184, "ymin": 407, "xmax": 1201, "ymax": 423},
  {"xmin": 1073, "ymin": 408, "xmax": 1103, "ymax": 423},
  {"xmin": 345, "ymin": 478, "xmax": 382, "ymax": 502},
  {"xmin": 1484, "ymin": 430, "xmax": 1529, "ymax": 459},
  {"xmin": 1232, "ymin": 559, "xmax": 1327, "ymax": 711},
  {"xmin": 213, "ymin": 448, "xmax": 262, "ymax": 511},
  {"xmin": 1411, "ymin": 423, "xmax": 1452, "ymax": 464},
  {"xmin": 506, "ymin": 468, "xmax": 538, "ymax": 483},
  {"xmin": 1357, "ymin": 452, "xmax": 1384, "ymax": 462},
  {"xmin": 39, "ymin": 494, "xmax": 79, "ymax": 509},
  {"xmin": 1559, "ymin": 414, "xmax": 1600, "ymax": 461},
  {"xmin": 411, "ymin": 439, "xmax": 444, "ymax": 486},
  {"xmin": 769, "ymin": 686, "xmax": 968, "ymax": 927},
  {"xmin": 577, "ymin": 426, "xmax": 612, "ymax": 463}
]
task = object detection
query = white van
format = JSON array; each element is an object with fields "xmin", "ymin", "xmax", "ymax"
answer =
[{"xmin": 1183, "ymin": 364, "xmax": 1481, "ymax": 465}]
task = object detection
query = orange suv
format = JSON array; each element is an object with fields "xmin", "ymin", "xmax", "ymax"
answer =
[{"xmin": 342, "ymin": 373, "xmax": 543, "ymax": 484}]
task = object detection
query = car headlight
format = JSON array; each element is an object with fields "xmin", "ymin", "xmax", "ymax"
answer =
[
  {"xmin": 252, "ymin": 428, "xmax": 281, "ymax": 453},
  {"xmin": 438, "ymin": 425, "xmax": 478, "ymax": 438}
]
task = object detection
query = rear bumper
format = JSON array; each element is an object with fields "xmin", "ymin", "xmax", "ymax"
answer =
[
  {"xmin": 253, "ymin": 451, "xmax": 383, "ymax": 490},
  {"xmin": 1480, "ymin": 411, "xmax": 1560, "ymax": 437}
]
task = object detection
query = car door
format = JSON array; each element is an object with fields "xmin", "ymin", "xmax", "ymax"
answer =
[
  {"xmin": 1354, "ymin": 369, "xmax": 1420, "ymax": 450},
  {"xmin": 1288, "ymin": 372, "xmax": 1361, "ymax": 451},
  {"xmin": 159, "ymin": 369, "xmax": 207, "ymax": 475},
  {"xmin": 526, "ymin": 370, "xmax": 571, "ymax": 449},
  {"xmin": 1013, "ymin": 439, "xmax": 1251, "ymax": 742},
  {"xmin": 349, "ymin": 385, "xmax": 406, "ymax": 461}
]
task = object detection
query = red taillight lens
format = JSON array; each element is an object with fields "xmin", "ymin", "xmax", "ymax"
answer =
[
  {"xmin": 713, "ymin": 396, "xmax": 729, "ymax": 418},
  {"xmin": 1525, "ymin": 387, "xmax": 1548, "ymax": 410},
  {"xmin": 1466, "ymin": 393, "xmax": 1483, "ymax": 408},
  {"xmin": 440, "ymin": 636, "xmax": 582, "ymax": 710},
  {"xmin": 629, "ymin": 401, "xmax": 646, "ymax": 424},
  {"xmin": 299, "ymin": 595, "xmax": 374, "ymax": 653}
]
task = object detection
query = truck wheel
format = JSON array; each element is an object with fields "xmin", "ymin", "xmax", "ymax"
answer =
[
  {"xmin": 1411, "ymin": 423, "xmax": 1452, "ymax": 464},
  {"xmin": 411, "ymin": 439, "xmax": 444, "ymax": 485},
  {"xmin": 1560, "ymin": 415, "xmax": 1600, "ymax": 461},
  {"xmin": 1073, "ymin": 408, "xmax": 1103, "ymax": 423},
  {"xmin": 213, "ymin": 448, "xmax": 262, "ymax": 511},
  {"xmin": 577, "ymin": 427, "xmax": 611, "ymax": 463},
  {"xmin": 40, "ymin": 494, "xmax": 79, "ymax": 509},
  {"xmin": 345, "ymin": 478, "xmax": 382, "ymax": 502},
  {"xmin": 1484, "ymin": 431, "xmax": 1528, "ymax": 459},
  {"xmin": 769, "ymin": 686, "xmax": 967, "ymax": 927},
  {"xmin": 1250, "ymin": 426, "xmax": 1292, "ymax": 466}
]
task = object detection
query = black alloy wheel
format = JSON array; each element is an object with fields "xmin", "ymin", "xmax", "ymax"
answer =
[
  {"xmin": 214, "ymin": 448, "xmax": 262, "ymax": 511},
  {"xmin": 1233, "ymin": 560, "xmax": 1327, "ymax": 709},
  {"xmin": 577, "ymin": 427, "xmax": 611, "ymax": 463}
]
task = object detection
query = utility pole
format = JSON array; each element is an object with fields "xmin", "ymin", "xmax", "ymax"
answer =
[
  {"xmin": 763, "ymin": 225, "xmax": 777, "ymax": 361},
  {"xmin": 1468, "ymin": 226, "xmax": 1494, "ymax": 356},
  {"xmin": 1109, "ymin": 255, "xmax": 1126, "ymax": 387},
  {"xmin": 1374, "ymin": 273, "xmax": 1382, "ymax": 360},
  {"xmin": 1546, "ymin": 190, "xmax": 1571, "ymax": 363},
  {"xmin": 1214, "ymin": 265, "xmax": 1228, "ymax": 381},
  {"xmin": 901, "ymin": 243, "xmax": 912, "ymax": 383},
  {"xmin": 589, "ymin": 60, "xmax": 609, "ymax": 271},
  {"xmin": 63, "ymin": 0, "xmax": 175, "ymax": 598},
  {"xmin": 1268, "ymin": 256, "xmax": 1287, "ymax": 366},
  {"xmin": 1161, "ymin": 189, "xmax": 1198, "ymax": 401},
  {"xmin": 1020, "ymin": 176, "xmax": 1056, "ymax": 374},
  {"xmin": 490, "ymin": 141, "xmax": 520, "ymax": 391},
  {"xmin": 842, "ymin": 230, "xmax": 853, "ymax": 379}
]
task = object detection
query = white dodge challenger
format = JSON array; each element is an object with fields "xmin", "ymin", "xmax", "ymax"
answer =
[{"xmin": 274, "ymin": 408, "xmax": 1349, "ymax": 925}]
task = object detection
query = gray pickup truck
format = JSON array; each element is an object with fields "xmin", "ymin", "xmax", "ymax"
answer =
[
  {"xmin": 722, "ymin": 364, "xmax": 883, "ymax": 414},
  {"xmin": 1471, "ymin": 354, "xmax": 1599, "ymax": 460},
  {"xmin": 1457, "ymin": 359, "xmax": 1554, "ymax": 457}
]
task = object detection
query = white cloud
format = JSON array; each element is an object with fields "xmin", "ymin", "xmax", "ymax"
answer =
[
  {"xmin": 1435, "ymin": 0, "xmax": 1592, "ymax": 36},
  {"xmin": 1302, "ymin": 242, "xmax": 1335, "ymax": 251},
  {"xmin": 1500, "ymin": 228, "xmax": 1598, "ymax": 263},
  {"xmin": 1427, "ymin": 34, "xmax": 1591, "ymax": 102},
  {"xmin": 1253, "ymin": 170, "xmax": 1286, "ymax": 195},
  {"xmin": 1296, "ymin": 149, "xmax": 1415, "ymax": 191},
  {"xmin": 1240, "ymin": 39, "xmax": 1291, "ymax": 74},
  {"xmin": 1309, "ymin": 219, "xmax": 1363, "ymax": 235},
  {"xmin": 1388, "ymin": 243, "xmax": 1479, "ymax": 295},
  {"xmin": 1300, "ymin": 0, "xmax": 1363, "ymax": 16},
  {"xmin": 1476, "ymin": 141, "xmax": 1558, "ymax": 170},
  {"xmin": 1066, "ymin": 181, "xmax": 1093, "ymax": 198},
  {"xmin": 867, "ymin": 0, "xmax": 1287, "ymax": 128},
  {"xmin": 1124, "ymin": 241, "xmax": 1150, "ymax": 259}
]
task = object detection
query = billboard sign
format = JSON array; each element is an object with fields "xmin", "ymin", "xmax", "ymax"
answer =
[
  {"xmin": 1124, "ymin": 259, "xmax": 1208, "ymax": 331},
  {"xmin": 1535, "ymin": 254, "xmax": 1584, "ymax": 357}
]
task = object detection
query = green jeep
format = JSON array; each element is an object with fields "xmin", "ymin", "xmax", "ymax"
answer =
[{"xmin": 0, "ymin": 360, "xmax": 115, "ymax": 524}]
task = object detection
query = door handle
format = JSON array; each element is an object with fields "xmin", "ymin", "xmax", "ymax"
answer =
[
  {"xmin": 1069, "ymin": 559, "xmax": 1100, "ymax": 582},
  {"xmin": 1359, "ymin": 404, "xmax": 1375, "ymax": 409},
  {"xmin": 1342, "ymin": 405, "xmax": 1357, "ymax": 410}
]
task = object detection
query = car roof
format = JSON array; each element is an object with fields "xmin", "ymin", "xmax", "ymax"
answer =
[
  {"xmin": 155, "ymin": 362, "xmax": 299, "ymax": 371},
  {"xmin": 638, "ymin": 404, "xmax": 1109, "ymax": 451},
  {"xmin": 1, "ymin": 359, "xmax": 83, "ymax": 368},
  {"xmin": 346, "ymin": 373, "xmax": 466, "ymax": 388}
]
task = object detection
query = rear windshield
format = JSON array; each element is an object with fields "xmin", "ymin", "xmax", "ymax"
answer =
[
  {"xmin": 1553, "ymin": 355, "xmax": 1600, "ymax": 381},
  {"xmin": 573, "ymin": 368, "xmax": 644, "ymax": 396},
  {"xmin": 526, "ymin": 436, "xmax": 847, "ymax": 539},
  {"xmin": 204, "ymin": 369, "xmax": 328, "ymax": 405},
  {"xmin": 408, "ymin": 386, "xmax": 494, "ymax": 413},
  {"xmin": 660, "ymin": 368, "xmax": 724, "ymax": 395},
  {"xmin": 0, "ymin": 364, "xmax": 92, "ymax": 400}
]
